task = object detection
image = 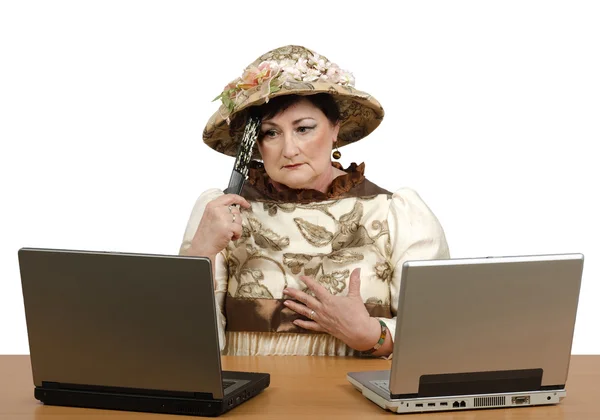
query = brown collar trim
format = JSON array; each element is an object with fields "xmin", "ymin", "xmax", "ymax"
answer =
[{"xmin": 246, "ymin": 162, "xmax": 366, "ymax": 203}]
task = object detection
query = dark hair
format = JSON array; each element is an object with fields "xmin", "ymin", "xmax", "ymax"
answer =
[{"xmin": 249, "ymin": 93, "xmax": 340, "ymax": 126}]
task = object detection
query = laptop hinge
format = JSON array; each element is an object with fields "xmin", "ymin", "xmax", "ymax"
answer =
[
  {"xmin": 40, "ymin": 381, "xmax": 215, "ymax": 400},
  {"xmin": 415, "ymin": 368, "xmax": 543, "ymax": 398}
]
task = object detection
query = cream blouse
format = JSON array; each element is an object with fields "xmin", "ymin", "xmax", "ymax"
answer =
[{"xmin": 179, "ymin": 163, "xmax": 449, "ymax": 356}]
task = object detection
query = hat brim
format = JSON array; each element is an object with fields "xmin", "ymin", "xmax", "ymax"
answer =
[{"xmin": 203, "ymin": 80, "xmax": 384, "ymax": 160}]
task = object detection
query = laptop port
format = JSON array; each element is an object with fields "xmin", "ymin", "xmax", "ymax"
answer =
[
  {"xmin": 440, "ymin": 402, "xmax": 448, "ymax": 406},
  {"xmin": 512, "ymin": 396, "xmax": 530, "ymax": 405},
  {"xmin": 453, "ymin": 401, "xmax": 460, "ymax": 408},
  {"xmin": 415, "ymin": 403, "xmax": 423, "ymax": 407},
  {"xmin": 428, "ymin": 403, "xmax": 435, "ymax": 407},
  {"xmin": 460, "ymin": 401, "xmax": 466, "ymax": 407}
]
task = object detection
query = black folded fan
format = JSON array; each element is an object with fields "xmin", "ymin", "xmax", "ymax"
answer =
[{"xmin": 224, "ymin": 116, "xmax": 261, "ymax": 195}]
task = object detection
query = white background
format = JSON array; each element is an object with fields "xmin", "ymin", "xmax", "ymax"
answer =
[{"xmin": 1, "ymin": 1, "xmax": 598, "ymax": 354}]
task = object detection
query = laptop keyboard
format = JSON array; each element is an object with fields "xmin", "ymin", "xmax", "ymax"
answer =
[
  {"xmin": 371, "ymin": 380, "xmax": 390, "ymax": 393},
  {"xmin": 223, "ymin": 380, "xmax": 236, "ymax": 390}
]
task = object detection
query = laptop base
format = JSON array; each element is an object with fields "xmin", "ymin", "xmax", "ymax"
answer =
[
  {"xmin": 347, "ymin": 372, "xmax": 565, "ymax": 414},
  {"xmin": 35, "ymin": 371, "xmax": 270, "ymax": 417}
]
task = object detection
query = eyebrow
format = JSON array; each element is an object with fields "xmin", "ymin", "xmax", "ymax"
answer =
[{"xmin": 262, "ymin": 117, "xmax": 317, "ymax": 127}]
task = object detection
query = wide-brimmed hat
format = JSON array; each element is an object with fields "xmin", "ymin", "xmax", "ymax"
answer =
[{"xmin": 203, "ymin": 45, "xmax": 384, "ymax": 159}]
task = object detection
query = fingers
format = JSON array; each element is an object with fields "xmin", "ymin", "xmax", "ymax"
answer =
[
  {"xmin": 283, "ymin": 296, "xmax": 324, "ymax": 332},
  {"xmin": 283, "ymin": 299, "xmax": 316, "ymax": 319},
  {"xmin": 347, "ymin": 268, "xmax": 362, "ymax": 297},
  {"xmin": 228, "ymin": 203, "xmax": 243, "ymax": 239},
  {"xmin": 206, "ymin": 196, "xmax": 245, "ymax": 226},
  {"xmin": 212, "ymin": 193, "xmax": 251, "ymax": 209},
  {"xmin": 206, "ymin": 195, "xmax": 248, "ymax": 229},
  {"xmin": 193, "ymin": 193, "xmax": 251, "ymax": 256},
  {"xmin": 298, "ymin": 275, "xmax": 330, "ymax": 302},
  {"xmin": 230, "ymin": 222, "xmax": 243, "ymax": 240},
  {"xmin": 283, "ymin": 287, "xmax": 321, "ymax": 310},
  {"xmin": 292, "ymin": 319, "xmax": 325, "ymax": 332},
  {"xmin": 226, "ymin": 205, "xmax": 242, "ymax": 223},
  {"xmin": 227, "ymin": 205, "xmax": 242, "ymax": 221}
]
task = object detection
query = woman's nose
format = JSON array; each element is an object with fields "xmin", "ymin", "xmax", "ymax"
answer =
[{"xmin": 282, "ymin": 132, "xmax": 300, "ymax": 158}]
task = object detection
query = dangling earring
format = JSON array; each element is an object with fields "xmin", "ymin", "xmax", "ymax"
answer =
[{"xmin": 332, "ymin": 141, "xmax": 341, "ymax": 160}]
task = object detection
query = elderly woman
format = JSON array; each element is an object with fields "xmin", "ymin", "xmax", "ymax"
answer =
[{"xmin": 180, "ymin": 45, "xmax": 449, "ymax": 357}]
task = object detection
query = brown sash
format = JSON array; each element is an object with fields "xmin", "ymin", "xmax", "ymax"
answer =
[{"xmin": 225, "ymin": 295, "xmax": 392, "ymax": 333}]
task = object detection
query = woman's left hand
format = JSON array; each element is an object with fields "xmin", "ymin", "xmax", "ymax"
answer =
[{"xmin": 282, "ymin": 268, "xmax": 382, "ymax": 352}]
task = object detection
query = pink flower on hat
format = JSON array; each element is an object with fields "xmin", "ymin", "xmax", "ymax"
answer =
[{"xmin": 238, "ymin": 61, "xmax": 278, "ymax": 90}]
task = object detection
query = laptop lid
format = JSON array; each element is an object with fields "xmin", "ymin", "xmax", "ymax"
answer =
[
  {"xmin": 18, "ymin": 248, "xmax": 227, "ymax": 400},
  {"xmin": 389, "ymin": 253, "xmax": 583, "ymax": 398}
]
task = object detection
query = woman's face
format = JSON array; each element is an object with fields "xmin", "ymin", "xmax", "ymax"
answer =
[{"xmin": 257, "ymin": 98, "xmax": 340, "ymax": 192}]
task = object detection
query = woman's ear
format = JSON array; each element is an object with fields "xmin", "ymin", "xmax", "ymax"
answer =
[{"xmin": 332, "ymin": 122, "xmax": 341, "ymax": 144}]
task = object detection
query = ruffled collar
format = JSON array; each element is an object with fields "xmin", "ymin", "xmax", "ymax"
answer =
[{"xmin": 247, "ymin": 162, "xmax": 366, "ymax": 203}]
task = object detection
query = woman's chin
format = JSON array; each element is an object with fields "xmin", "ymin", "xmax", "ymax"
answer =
[{"xmin": 276, "ymin": 174, "xmax": 312, "ymax": 190}]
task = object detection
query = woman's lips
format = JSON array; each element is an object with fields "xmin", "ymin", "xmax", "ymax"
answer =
[{"xmin": 283, "ymin": 163, "xmax": 304, "ymax": 169}]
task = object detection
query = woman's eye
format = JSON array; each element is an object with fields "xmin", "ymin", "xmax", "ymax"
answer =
[
  {"xmin": 297, "ymin": 126, "xmax": 315, "ymax": 134},
  {"xmin": 263, "ymin": 130, "xmax": 278, "ymax": 138}
]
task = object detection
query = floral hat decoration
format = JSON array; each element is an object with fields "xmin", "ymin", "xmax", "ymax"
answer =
[{"xmin": 203, "ymin": 45, "xmax": 384, "ymax": 159}]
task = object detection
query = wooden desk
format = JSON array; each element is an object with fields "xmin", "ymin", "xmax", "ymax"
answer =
[{"xmin": 1, "ymin": 355, "xmax": 598, "ymax": 419}]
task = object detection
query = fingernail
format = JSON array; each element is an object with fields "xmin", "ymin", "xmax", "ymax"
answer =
[
  {"xmin": 282, "ymin": 288, "xmax": 289, "ymax": 294},
  {"xmin": 283, "ymin": 300, "xmax": 289, "ymax": 306}
]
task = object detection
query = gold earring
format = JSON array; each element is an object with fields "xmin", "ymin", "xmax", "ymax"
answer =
[{"xmin": 332, "ymin": 142, "xmax": 341, "ymax": 160}]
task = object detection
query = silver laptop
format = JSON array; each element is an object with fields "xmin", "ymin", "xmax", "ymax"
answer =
[
  {"xmin": 18, "ymin": 248, "xmax": 270, "ymax": 417},
  {"xmin": 348, "ymin": 253, "xmax": 583, "ymax": 413}
]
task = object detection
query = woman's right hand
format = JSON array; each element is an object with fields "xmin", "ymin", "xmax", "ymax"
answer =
[{"xmin": 185, "ymin": 194, "xmax": 251, "ymax": 258}]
